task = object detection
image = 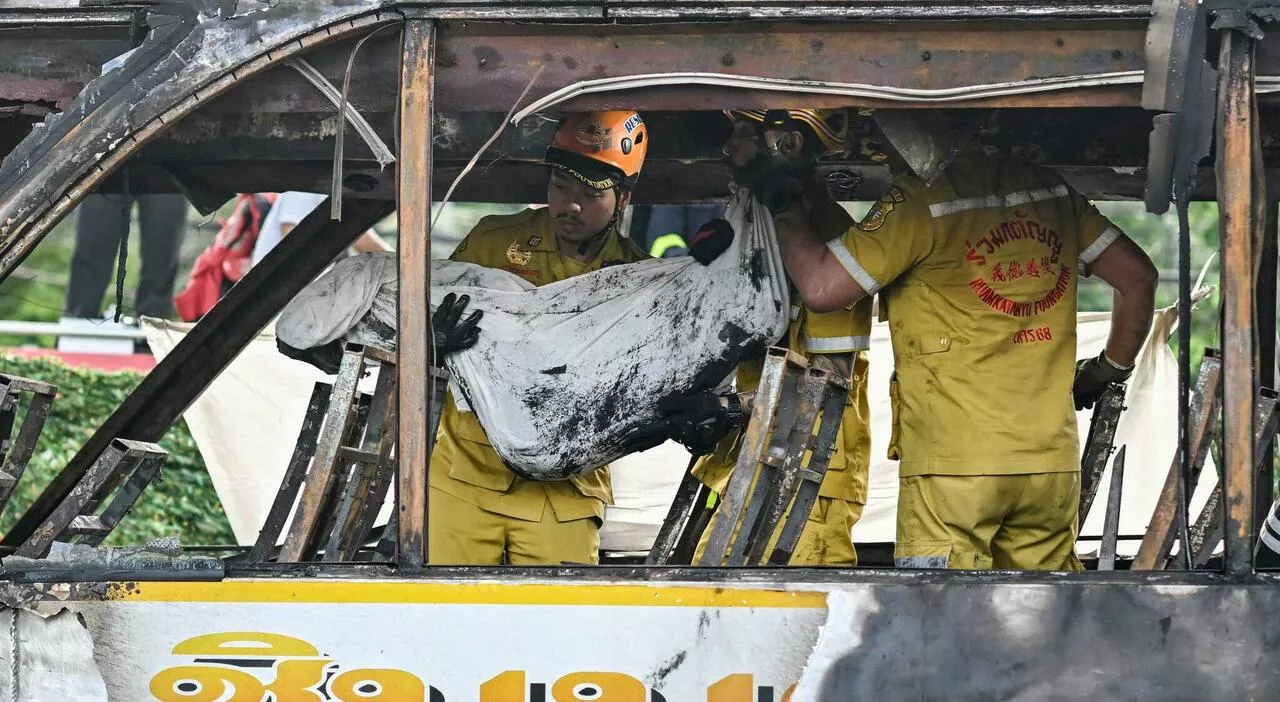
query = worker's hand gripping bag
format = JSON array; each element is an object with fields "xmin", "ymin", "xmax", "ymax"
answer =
[{"xmin": 435, "ymin": 187, "xmax": 789, "ymax": 480}]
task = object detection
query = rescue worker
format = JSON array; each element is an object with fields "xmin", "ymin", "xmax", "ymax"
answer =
[
  {"xmin": 429, "ymin": 110, "xmax": 731, "ymax": 565},
  {"xmin": 635, "ymin": 109, "xmax": 873, "ymax": 566},
  {"xmin": 760, "ymin": 108, "xmax": 1158, "ymax": 570}
]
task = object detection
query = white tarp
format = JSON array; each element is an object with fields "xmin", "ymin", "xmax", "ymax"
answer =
[
  {"xmin": 145, "ymin": 315, "xmax": 705, "ymax": 551},
  {"xmin": 148, "ymin": 284, "xmax": 1216, "ymax": 558},
  {"xmin": 277, "ymin": 190, "xmax": 790, "ymax": 480}
]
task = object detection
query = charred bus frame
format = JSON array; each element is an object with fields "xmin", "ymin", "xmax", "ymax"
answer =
[{"xmin": 0, "ymin": 0, "xmax": 1273, "ymax": 581}]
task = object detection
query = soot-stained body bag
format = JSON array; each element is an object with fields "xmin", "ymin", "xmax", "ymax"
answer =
[{"xmin": 277, "ymin": 188, "xmax": 789, "ymax": 480}]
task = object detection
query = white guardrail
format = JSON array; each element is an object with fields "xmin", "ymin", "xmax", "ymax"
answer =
[{"xmin": 0, "ymin": 319, "xmax": 147, "ymax": 341}]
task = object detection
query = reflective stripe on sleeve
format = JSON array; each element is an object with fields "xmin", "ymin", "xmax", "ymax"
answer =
[
  {"xmin": 1078, "ymin": 224, "xmax": 1122, "ymax": 266},
  {"xmin": 804, "ymin": 334, "xmax": 871, "ymax": 353},
  {"xmin": 826, "ymin": 239, "xmax": 881, "ymax": 295}
]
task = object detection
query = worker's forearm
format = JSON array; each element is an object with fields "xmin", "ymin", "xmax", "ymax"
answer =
[
  {"xmin": 773, "ymin": 205, "xmax": 859, "ymax": 313},
  {"xmin": 1103, "ymin": 285, "xmax": 1155, "ymax": 367}
]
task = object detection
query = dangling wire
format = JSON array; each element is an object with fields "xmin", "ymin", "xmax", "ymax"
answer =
[
  {"xmin": 113, "ymin": 165, "xmax": 131, "ymax": 324},
  {"xmin": 431, "ymin": 64, "xmax": 546, "ymax": 228},
  {"xmin": 331, "ymin": 22, "xmax": 403, "ymax": 221}
]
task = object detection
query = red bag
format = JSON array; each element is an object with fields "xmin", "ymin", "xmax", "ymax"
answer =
[{"xmin": 174, "ymin": 193, "xmax": 276, "ymax": 322}]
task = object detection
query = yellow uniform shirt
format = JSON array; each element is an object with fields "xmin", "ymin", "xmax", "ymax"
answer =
[
  {"xmin": 832, "ymin": 154, "xmax": 1118, "ymax": 476},
  {"xmin": 429, "ymin": 207, "xmax": 650, "ymax": 522},
  {"xmin": 693, "ymin": 293, "xmax": 873, "ymax": 505}
]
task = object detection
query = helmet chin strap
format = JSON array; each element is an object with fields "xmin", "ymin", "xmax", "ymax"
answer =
[{"xmin": 575, "ymin": 187, "xmax": 623, "ymax": 257}]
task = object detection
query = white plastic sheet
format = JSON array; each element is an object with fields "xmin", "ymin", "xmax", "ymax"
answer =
[
  {"xmin": 275, "ymin": 250, "xmax": 398, "ymax": 351},
  {"xmin": 281, "ymin": 191, "xmax": 790, "ymax": 480},
  {"xmin": 434, "ymin": 190, "xmax": 788, "ymax": 479},
  {"xmin": 277, "ymin": 190, "xmax": 788, "ymax": 476},
  {"xmin": 144, "ymin": 317, "xmax": 667, "ymax": 549}
]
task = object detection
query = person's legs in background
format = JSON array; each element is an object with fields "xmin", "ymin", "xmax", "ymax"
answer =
[
  {"xmin": 63, "ymin": 192, "xmax": 188, "ymax": 322},
  {"xmin": 63, "ymin": 193, "xmax": 131, "ymax": 319},
  {"xmin": 133, "ymin": 194, "xmax": 188, "ymax": 319}
]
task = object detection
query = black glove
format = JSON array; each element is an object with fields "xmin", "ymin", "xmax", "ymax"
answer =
[
  {"xmin": 432, "ymin": 292, "xmax": 482, "ymax": 365},
  {"xmin": 688, "ymin": 218, "xmax": 735, "ymax": 266},
  {"xmin": 277, "ymin": 338, "xmax": 344, "ymax": 375},
  {"xmin": 626, "ymin": 392, "xmax": 742, "ymax": 456},
  {"xmin": 1072, "ymin": 350, "xmax": 1133, "ymax": 410},
  {"xmin": 754, "ymin": 167, "xmax": 806, "ymax": 215}
]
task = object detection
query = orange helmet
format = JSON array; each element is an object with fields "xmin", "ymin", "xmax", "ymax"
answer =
[
  {"xmin": 723, "ymin": 108, "xmax": 848, "ymax": 156},
  {"xmin": 545, "ymin": 110, "xmax": 648, "ymax": 190}
]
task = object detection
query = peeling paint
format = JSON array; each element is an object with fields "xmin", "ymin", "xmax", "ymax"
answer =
[
  {"xmin": 0, "ymin": 608, "xmax": 108, "ymax": 700},
  {"xmin": 791, "ymin": 588, "xmax": 871, "ymax": 702}
]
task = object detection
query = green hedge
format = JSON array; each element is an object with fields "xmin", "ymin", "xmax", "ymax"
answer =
[{"xmin": 0, "ymin": 355, "xmax": 235, "ymax": 546}]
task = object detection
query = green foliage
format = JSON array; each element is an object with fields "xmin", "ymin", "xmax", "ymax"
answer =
[
  {"xmin": 0, "ymin": 355, "xmax": 234, "ymax": 546},
  {"xmin": 0, "ymin": 218, "xmax": 77, "ymax": 349}
]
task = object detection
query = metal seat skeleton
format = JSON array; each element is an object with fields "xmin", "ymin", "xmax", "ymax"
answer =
[
  {"xmin": 0, "ymin": 373, "xmax": 56, "ymax": 520},
  {"xmin": 250, "ymin": 342, "xmax": 451, "ymax": 563},
  {"xmin": 647, "ymin": 347, "xmax": 849, "ymax": 566},
  {"xmin": 0, "ymin": 374, "xmax": 171, "ymax": 558}
]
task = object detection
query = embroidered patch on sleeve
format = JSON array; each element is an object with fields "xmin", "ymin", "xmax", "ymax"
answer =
[{"xmin": 855, "ymin": 186, "xmax": 906, "ymax": 232}]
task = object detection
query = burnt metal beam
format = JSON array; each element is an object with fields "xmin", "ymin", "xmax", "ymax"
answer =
[
  {"xmin": 173, "ymin": 20, "xmax": 1150, "ymax": 116},
  {"xmin": 0, "ymin": 35, "xmax": 131, "ymax": 108},
  {"xmin": 151, "ymin": 107, "xmax": 1183, "ymax": 167},
  {"xmin": 1190, "ymin": 390, "xmax": 1280, "ymax": 567},
  {"xmin": 248, "ymin": 383, "xmax": 331, "ymax": 564},
  {"xmin": 278, "ymin": 349, "xmax": 367, "ymax": 563},
  {"xmin": 1079, "ymin": 384, "xmax": 1127, "ymax": 525},
  {"xmin": 0, "ymin": 196, "xmax": 395, "ymax": 549},
  {"xmin": 604, "ymin": 2, "xmax": 1150, "ymax": 20},
  {"xmin": 0, "ymin": 375, "xmax": 55, "ymax": 522},
  {"xmin": 1218, "ymin": 29, "xmax": 1263, "ymax": 578},
  {"xmin": 220, "ymin": 560, "xmax": 1280, "ymax": 585},
  {"xmin": 1097, "ymin": 446, "xmax": 1127, "ymax": 571},
  {"xmin": 397, "ymin": 19, "xmax": 434, "ymax": 569},
  {"xmin": 0, "ymin": 4, "xmax": 396, "ymax": 284},
  {"xmin": 107, "ymin": 156, "xmax": 1280, "ymax": 205},
  {"xmin": 1133, "ymin": 351, "xmax": 1223, "ymax": 571},
  {"xmin": 16, "ymin": 438, "xmax": 166, "ymax": 558},
  {"xmin": 432, "ymin": 20, "xmax": 1148, "ymax": 111}
]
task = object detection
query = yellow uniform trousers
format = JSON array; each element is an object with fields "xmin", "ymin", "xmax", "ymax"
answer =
[
  {"xmin": 894, "ymin": 473, "xmax": 1084, "ymax": 571},
  {"xmin": 428, "ymin": 208, "xmax": 646, "ymax": 566},
  {"xmin": 428, "ymin": 487, "xmax": 601, "ymax": 566},
  {"xmin": 694, "ymin": 496, "xmax": 863, "ymax": 566}
]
